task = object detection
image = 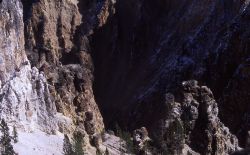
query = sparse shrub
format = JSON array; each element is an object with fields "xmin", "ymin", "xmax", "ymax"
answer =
[
  {"xmin": 72, "ymin": 131, "xmax": 85, "ymax": 155},
  {"xmin": 63, "ymin": 134, "xmax": 73, "ymax": 155},
  {"xmin": 115, "ymin": 123, "xmax": 136, "ymax": 154},
  {"xmin": 12, "ymin": 126, "xmax": 18, "ymax": 143}
]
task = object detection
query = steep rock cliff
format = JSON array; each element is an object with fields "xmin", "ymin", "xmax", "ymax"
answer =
[
  {"xmin": 153, "ymin": 81, "xmax": 239, "ymax": 154},
  {"xmin": 91, "ymin": 0, "xmax": 250, "ymax": 149},
  {"xmin": 0, "ymin": 0, "xmax": 58, "ymax": 133},
  {"xmin": 22, "ymin": 0, "xmax": 114, "ymax": 134},
  {"xmin": 0, "ymin": 0, "xmax": 116, "ymax": 154}
]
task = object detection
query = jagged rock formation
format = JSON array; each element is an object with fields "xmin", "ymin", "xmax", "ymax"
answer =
[
  {"xmin": 133, "ymin": 127, "xmax": 150, "ymax": 154},
  {"xmin": 153, "ymin": 81, "xmax": 239, "ymax": 154}
]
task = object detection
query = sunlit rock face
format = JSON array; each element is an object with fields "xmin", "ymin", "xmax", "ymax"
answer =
[
  {"xmin": 0, "ymin": 0, "xmax": 116, "ymax": 138},
  {"xmin": 22, "ymin": 0, "xmax": 117, "ymax": 135},
  {"xmin": 0, "ymin": 0, "xmax": 58, "ymax": 133},
  {"xmin": 0, "ymin": 0, "xmax": 115, "ymax": 154}
]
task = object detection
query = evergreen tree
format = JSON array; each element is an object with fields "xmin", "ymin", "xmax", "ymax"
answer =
[
  {"xmin": 63, "ymin": 134, "xmax": 73, "ymax": 155},
  {"xmin": 12, "ymin": 126, "xmax": 18, "ymax": 143},
  {"xmin": 115, "ymin": 123, "xmax": 135, "ymax": 154},
  {"xmin": 104, "ymin": 147, "xmax": 110, "ymax": 155},
  {"xmin": 0, "ymin": 119, "xmax": 15, "ymax": 155},
  {"xmin": 165, "ymin": 118, "xmax": 184, "ymax": 154},
  {"xmin": 73, "ymin": 131, "xmax": 85, "ymax": 155},
  {"xmin": 96, "ymin": 149, "xmax": 102, "ymax": 155}
]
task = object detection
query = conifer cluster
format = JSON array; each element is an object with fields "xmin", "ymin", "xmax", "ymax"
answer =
[{"xmin": 0, "ymin": 119, "xmax": 17, "ymax": 155}]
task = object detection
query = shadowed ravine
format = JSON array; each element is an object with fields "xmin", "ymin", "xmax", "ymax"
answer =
[{"xmin": 91, "ymin": 0, "xmax": 250, "ymax": 149}]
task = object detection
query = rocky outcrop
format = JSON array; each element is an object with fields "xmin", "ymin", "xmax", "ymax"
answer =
[
  {"xmin": 181, "ymin": 81, "xmax": 239, "ymax": 154},
  {"xmin": 133, "ymin": 127, "xmax": 150, "ymax": 154},
  {"xmin": 153, "ymin": 80, "xmax": 239, "ymax": 154}
]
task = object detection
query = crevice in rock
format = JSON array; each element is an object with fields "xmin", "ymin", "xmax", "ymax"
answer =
[
  {"xmin": 189, "ymin": 91, "xmax": 209, "ymax": 154},
  {"xmin": 21, "ymin": 0, "xmax": 37, "ymax": 22},
  {"xmin": 21, "ymin": 0, "xmax": 43, "ymax": 67},
  {"xmin": 73, "ymin": 74, "xmax": 84, "ymax": 92},
  {"xmin": 59, "ymin": 52, "xmax": 81, "ymax": 65},
  {"xmin": 90, "ymin": 0, "xmax": 150, "ymax": 131}
]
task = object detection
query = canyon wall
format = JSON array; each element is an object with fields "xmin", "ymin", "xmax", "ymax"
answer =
[
  {"xmin": 1, "ymin": 0, "xmax": 250, "ymax": 154},
  {"xmin": 92, "ymin": 0, "xmax": 250, "ymax": 149},
  {"xmin": 0, "ymin": 0, "xmax": 114, "ymax": 154}
]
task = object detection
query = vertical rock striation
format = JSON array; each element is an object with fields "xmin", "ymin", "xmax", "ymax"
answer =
[
  {"xmin": 0, "ymin": 1, "xmax": 115, "ymax": 154},
  {"xmin": 21, "ymin": 0, "xmax": 115, "ymax": 146},
  {"xmin": 0, "ymin": 0, "xmax": 58, "ymax": 133}
]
